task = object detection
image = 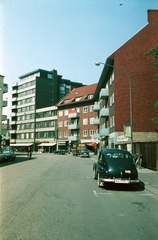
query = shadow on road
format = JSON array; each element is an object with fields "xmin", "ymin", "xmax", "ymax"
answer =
[
  {"xmin": 102, "ymin": 181, "xmax": 145, "ymax": 192},
  {"xmin": 0, "ymin": 154, "xmax": 37, "ymax": 167}
]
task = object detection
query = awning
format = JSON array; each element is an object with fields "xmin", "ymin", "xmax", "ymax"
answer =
[
  {"xmin": 38, "ymin": 143, "xmax": 56, "ymax": 146},
  {"xmin": 10, "ymin": 143, "xmax": 33, "ymax": 147},
  {"xmin": 88, "ymin": 142, "xmax": 97, "ymax": 147}
]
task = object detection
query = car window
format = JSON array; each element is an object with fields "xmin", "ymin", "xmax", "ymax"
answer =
[{"xmin": 105, "ymin": 152, "xmax": 132, "ymax": 159}]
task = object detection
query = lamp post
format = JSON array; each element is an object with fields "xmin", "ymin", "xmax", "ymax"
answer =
[{"xmin": 95, "ymin": 61, "xmax": 133, "ymax": 153}]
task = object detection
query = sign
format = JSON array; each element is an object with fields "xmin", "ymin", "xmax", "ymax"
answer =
[
  {"xmin": 124, "ymin": 125, "xmax": 131, "ymax": 138},
  {"xmin": 117, "ymin": 135, "xmax": 129, "ymax": 142},
  {"xmin": 68, "ymin": 109, "xmax": 77, "ymax": 114}
]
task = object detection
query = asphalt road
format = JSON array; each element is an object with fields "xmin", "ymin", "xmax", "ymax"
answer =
[{"xmin": 1, "ymin": 153, "xmax": 158, "ymax": 240}]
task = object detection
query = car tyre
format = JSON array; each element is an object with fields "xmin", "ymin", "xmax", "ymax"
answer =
[
  {"xmin": 93, "ymin": 169, "xmax": 97, "ymax": 179},
  {"xmin": 97, "ymin": 173, "xmax": 102, "ymax": 187}
]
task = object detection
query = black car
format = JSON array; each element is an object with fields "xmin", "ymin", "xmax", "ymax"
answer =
[
  {"xmin": 53, "ymin": 149, "xmax": 65, "ymax": 155},
  {"xmin": 93, "ymin": 149, "xmax": 139, "ymax": 188},
  {"xmin": 80, "ymin": 148, "xmax": 90, "ymax": 158},
  {"xmin": 1, "ymin": 149, "xmax": 16, "ymax": 162}
]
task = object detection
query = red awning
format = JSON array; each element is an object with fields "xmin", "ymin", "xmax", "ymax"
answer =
[{"xmin": 88, "ymin": 142, "xmax": 97, "ymax": 147}]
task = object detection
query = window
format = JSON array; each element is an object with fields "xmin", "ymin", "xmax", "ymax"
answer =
[
  {"xmin": 59, "ymin": 121, "xmax": 63, "ymax": 127},
  {"xmin": 47, "ymin": 73, "xmax": 52, "ymax": 79},
  {"xmin": 110, "ymin": 93, "xmax": 114, "ymax": 106},
  {"xmin": 58, "ymin": 132, "xmax": 63, "ymax": 138},
  {"xmin": 64, "ymin": 120, "xmax": 68, "ymax": 127},
  {"xmin": 59, "ymin": 111, "xmax": 63, "ymax": 117},
  {"xmin": 110, "ymin": 115, "xmax": 115, "ymax": 127},
  {"xmin": 83, "ymin": 118, "xmax": 88, "ymax": 125},
  {"xmin": 110, "ymin": 71, "xmax": 114, "ymax": 85},
  {"xmin": 90, "ymin": 105, "xmax": 93, "ymax": 112},
  {"xmin": 90, "ymin": 117, "xmax": 95, "ymax": 124},
  {"xmin": 64, "ymin": 110, "xmax": 68, "ymax": 116},
  {"xmin": 90, "ymin": 130, "xmax": 95, "ymax": 136},
  {"xmin": 64, "ymin": 132, "xmax": 68, "ymax": 137},
  {"xmin": 83, "ymin": 130, "xmax": 88, "ymax": 137},
  {"xmin": 83, "ymin": 106, "xmax": 88, "ymax": 113}
]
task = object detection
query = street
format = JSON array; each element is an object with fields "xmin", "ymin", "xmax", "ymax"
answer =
[{"xmin": 1, "ymin": 153, "xmax": 158, "ymax": 240}]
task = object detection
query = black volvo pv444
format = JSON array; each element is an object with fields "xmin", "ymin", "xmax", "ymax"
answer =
[{"xmin": 93, "ymin": 149, "xmax": 139, "ymax": 188}]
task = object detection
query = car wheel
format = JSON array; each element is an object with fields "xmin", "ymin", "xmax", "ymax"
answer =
[
  {"xmin": 93, "ymin": 169, "xmax": 97, "ymax": 179},
  {"xmin": 97, "ymin": 173, "xmax": 102, "ymax": 187}
]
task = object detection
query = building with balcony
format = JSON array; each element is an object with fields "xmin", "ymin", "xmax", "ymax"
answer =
[
  {"xmin": 56, "ymin": 83, "xmax": 98, "ymax": 150},
  {"xmin": 0, "ymin": 75, "xmax": 8, "ymax": 136},
  {"xmin": 10, "ymin": 68, "xmax": 84, "ymax": 150},
  {"xmin": 93, "ymin": 10, "xmax": 158, "ymax": 153}
]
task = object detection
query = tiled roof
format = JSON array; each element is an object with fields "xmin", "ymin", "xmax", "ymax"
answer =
[{"xmin": 56, "ymin": 83, "xmax": 98, "ymax": 106}]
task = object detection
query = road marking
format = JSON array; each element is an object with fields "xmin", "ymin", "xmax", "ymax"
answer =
[
  {"xmin": 93, "ymin": 190, "xmax": 97, "ymax": 197},
  {"xmin": 93, "ymin": 190, "xmax": 112, "ymax": 197}
]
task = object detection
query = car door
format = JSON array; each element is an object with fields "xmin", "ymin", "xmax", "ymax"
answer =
[{"xmin": 97, "ymin": 151, "xmax": 106, "ymax": 175}]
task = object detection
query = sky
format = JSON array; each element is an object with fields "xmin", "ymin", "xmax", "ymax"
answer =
[{"xmin": 0, "ymin": 0, "xmax": 158, "ymax": 117}]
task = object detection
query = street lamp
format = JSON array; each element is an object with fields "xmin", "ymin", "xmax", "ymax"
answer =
[{"xmin": 95, "ymin": 61, "xmax": 133, "ymax": 153}]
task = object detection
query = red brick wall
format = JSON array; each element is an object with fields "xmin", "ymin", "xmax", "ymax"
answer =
[{"xmin": 110, "ymin": 10, "xmax": 158, "ymax": 133}]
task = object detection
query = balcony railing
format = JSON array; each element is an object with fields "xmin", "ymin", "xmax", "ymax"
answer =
[
  {"xmin": 99, "ymin": 88, "xmax": 109, "ymax": 100},
  {"xmin": 3, "ymin": 100, "xmax": 7, "ymax": 107},
  {"xmin": 93, "ymin": 133, "xmax": 100, "ymax": 139},
  {"xmin": 68, "ymin": 136, "xmax": 80, "ymax": 141},
  {"xmin": 100, "ymin": 128, "xmax": 109, "ymax": 136},
  {"xmin": 92, "ymin": 102, "xmax": 100, "ymax": 111},
  {"xmin": 68, "ymin": 113, "xmax": 80, "ymax": 118},
  {"xmin": 93, "ymin": 119, "xmax": 100, "ymax": 125},
  {"xmin": 100, "ymin": 108, "xmax": 109, "ymax": 118},
  {"xmin": 2, "ymin": 115, "xmax": 7, "ymax": 121},
  {"xmin": 68, "ymin": 124, "xmax": 80, "ymax": 130}
]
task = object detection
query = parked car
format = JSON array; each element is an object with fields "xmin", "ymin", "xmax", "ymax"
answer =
[
  {"xmin": 80, "ymin": 148, "xmax": 90, "ymax": 158},
  {"xmin": 1, "ymin": 149, "xmax": 16, "ymax": 162},
  {"xmin": 93, "ymin": 149, "xmax": 139, "ymax": 188},
  {"xmin": 0, "ymin": 150, "xmax": 3, "ymax": 163},
  {"xmin": 53, "ymin": 149, "xmax": 65, "ymax": 155}
]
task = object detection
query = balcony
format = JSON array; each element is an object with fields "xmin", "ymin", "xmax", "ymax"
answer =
[
  {"xmin": 11, "ymin": 112, "xmax": 17, "ymax": 116},
  {"xmin": 68, "ymin": 124, "xmax": 80, "ymax": 130},
  {"xmin": 100, "ymin": 128, "xmax": 109, "ymax": 136},
  {"xmin": 3, "ymin": 100, "xmax": 7, "ymax": 107},
  {"xmin": 93, "ymin": 119, "xmax": 100, "ymax": 125},
  {"xmin": 93, "ymin": 102, "xmax": 100, "ymax": 111},
  {"xmin": 10, "ymin": 129, "xmax": 17, "ymax": 134},
  {"xmin": 11, "ymin": 97, "xmax": 17, "ymax": 102},
  {"xmin": 93, "ymin": 133, "xmax": 100, "ymax": 139},
  {"xmin": 12, "ymin": 89, "xmax": 18, "ymax": 94},
  {"xmin": 99, "ymin": 88, "xmax": 109, "ymax": 100},
  {"xmin": 68, "ymin": 136, "xmax": 80, "ymax": 141},
  {"xmin": 11, "ymin": 105, "xmax": 17, "ymax": 109},
  {"xmin": 100, "ymin": 108, "xmax": 109, "ymax": 118},
  {"xmin": 68, "ymin": 112, "xmax": 80, "ymax": 118},
  {"xmin": 2, "ymin": 115, "xmax": 7, "ymax": 121}
]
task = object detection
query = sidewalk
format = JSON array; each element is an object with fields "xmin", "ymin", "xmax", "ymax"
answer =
[
  {"xmin": 90, "ymin": 153, "xmax": 158, "ymax": 196},
  {"xmin": 138, "ymin": 168, "xmax": 158, "ymax": 196}
]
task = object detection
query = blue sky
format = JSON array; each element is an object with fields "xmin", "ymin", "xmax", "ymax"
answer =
[{"xmin": 0, "ymin": 0, "xmax": 158, "ymax": 116}]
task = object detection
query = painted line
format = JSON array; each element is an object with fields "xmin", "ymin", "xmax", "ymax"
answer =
[
  {"xmin": 93, "ymin": 190, "xmax": 97, "ymax": 197},
  {"xmin": 93, "ymin": 190, "xmax": 112, "ymax": 197}
]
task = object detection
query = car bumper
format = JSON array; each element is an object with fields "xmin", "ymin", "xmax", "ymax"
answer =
[{"xmin": 100, "ymin": 178, "xmax": 139, "ymax": 184}]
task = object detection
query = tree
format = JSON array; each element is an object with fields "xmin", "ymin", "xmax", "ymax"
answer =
[{"xmin": 145, "ymin": 45, "xmax": 158, "ymax": 125}]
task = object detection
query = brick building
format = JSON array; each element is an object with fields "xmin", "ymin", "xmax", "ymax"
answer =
[
  {"xmin": 56, "ymin": 83, "xmax": 98, "ymax": 150},
  {"xmin": 93, "ymin": 10, "xmax": 158, "ymax": 153}
]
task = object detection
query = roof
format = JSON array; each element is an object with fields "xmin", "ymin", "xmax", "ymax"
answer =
[{"xmin": 56, "ymin": 83, "xmax": 98, "ymax": 107}]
